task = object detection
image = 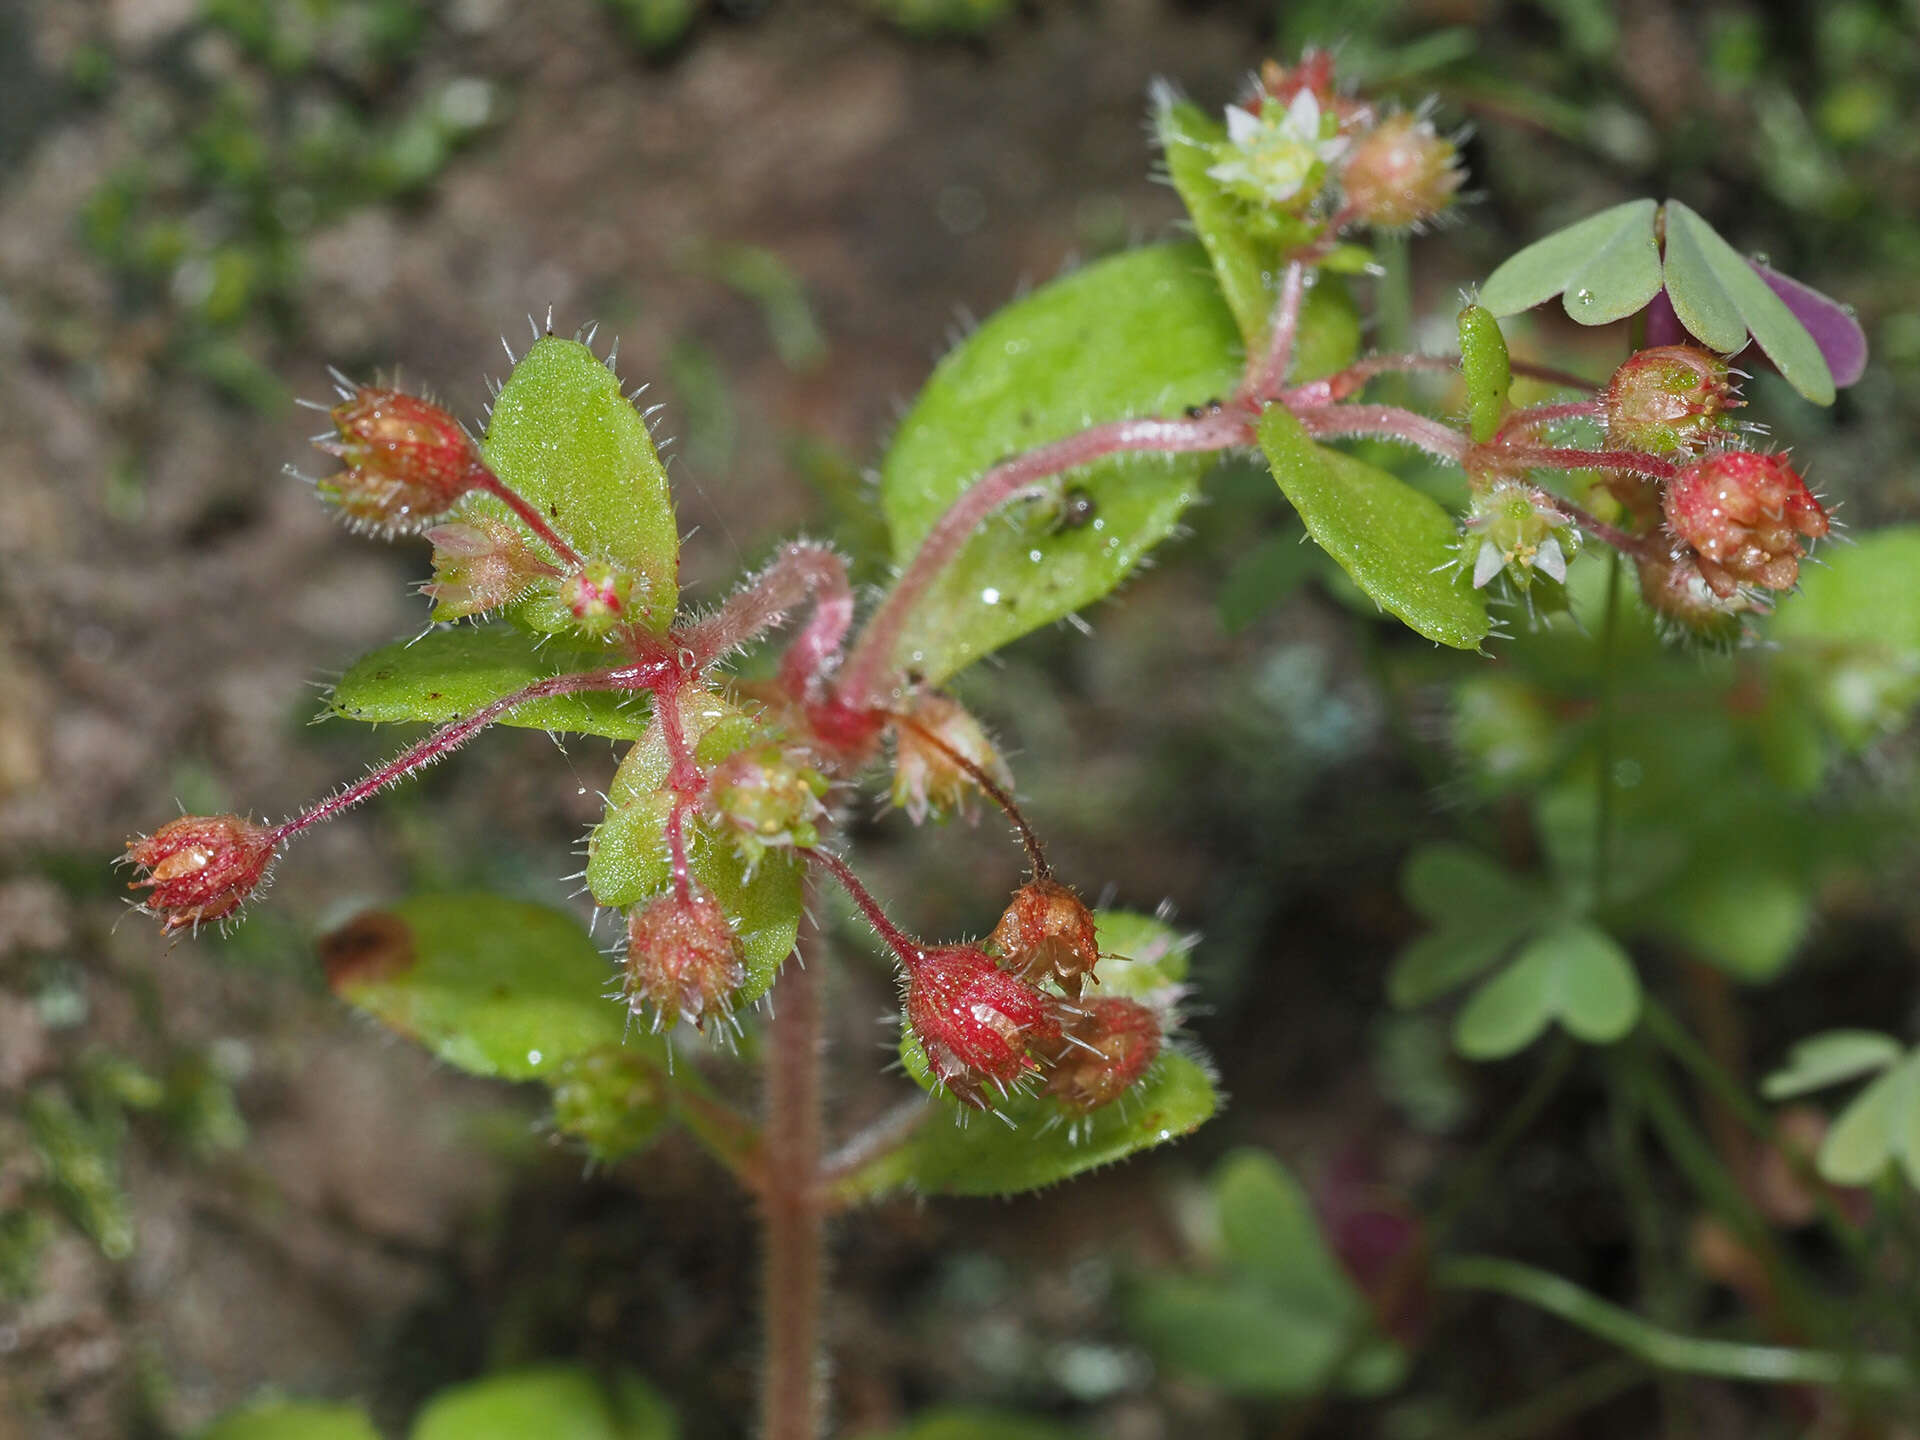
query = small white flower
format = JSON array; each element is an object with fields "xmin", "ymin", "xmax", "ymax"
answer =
[{"xmin": 1208, "ymin": 90, "xmax": 1349, "ymax": 207}]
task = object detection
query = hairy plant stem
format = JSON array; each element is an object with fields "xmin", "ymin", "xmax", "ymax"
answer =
[
  {"xmin": 761, "ymin": 897, "xmax": 828, "ymax": 1440},
  {"xmin": 835, "ymin": 410, "xmax": 1251, "ymax": 708}
]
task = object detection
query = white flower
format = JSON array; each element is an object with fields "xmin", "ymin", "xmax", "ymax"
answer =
[{"xmin": 1207, "ymin": 90, "xmax": 1349, "ymax": 208}]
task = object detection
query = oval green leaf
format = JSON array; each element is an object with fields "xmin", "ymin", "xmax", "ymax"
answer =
[
  {"xmin": 1817, "ymin": 1055, "xmax": 1913, "ymax": 1187},
  {"xmin": 481, "ymin": 336, "xmax": 680, "ymax": 631},
  {"xmin": 410, "ymin": 1365, "xmax": 676, "ymax": 1440},
  {"xmin": 1477, "ymin": 198, "xmax": 1661, "ymax": 326},
  {"xmin": 879, "ymin": 243, "xmax": 1243, "ymax": 685},
  {"xmin": 1156, "ymin": 98, "xmax": 1276, "ymax": 350},
  {"xmin": 1454, "ymin": 923, "xmax": 1639, "ymax": 1059},
  {"xmin": 1256, "ymin": 404, "xmax": 1488, "ymax": 649},
  {"xmin": 1661, "ymin": 201, "xmax": 1835, "ymax": 404},
  {"xmin": 322, "ymin": 894, "xmax": 633, "ymax": 1082},
  {"xmin": 1763, "ymin": 1030, "xmax": 1904, "ymax": 1101},
  {"xmin": 329, "ymin": 623, "xmax": 650, "ymax": 740},
  {"xmin": 200, "ymin": 1403, "xmax": 382, "ymax": 1440}
]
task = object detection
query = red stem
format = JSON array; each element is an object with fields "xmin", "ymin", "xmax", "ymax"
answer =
[
  {"xmin": 889, "ymin": 710, "xmax": 1050, "ymax": 880},
  {"xmin": 1294, "ymin": 403, "xmax": 1469, "ymax": 463},
  {"xmin": 836, "ymin": 410, "xmax": 1252, "ymax": 707},
  {"xmin": 1497, "ymin": 445, "xmax": 1678, "ymax": 481},
  {"xmin": 807, "ymin": 850, "xmax": 927, "ymax": 969},
  {"xmin": 1497, "ymin": 400, "xmax": 1607, "ymax": 436},
  {"xmin": 472, "ymin": 466, "xmax": 585, "ymax": 570},
  {"xmin": 760, "ymin": 893, "xmax": 827, "ymax": 1440},
  {"xmin": 273, "ymin": 665, "xmax": 661, "ymax": 844},
  {"xmin": 682, "ymin": 541, "xmax": 854, "ymax": 700},
  {"xmin": 1242, "ymin": 261, "xmax": 1307, "ymax": 401}
]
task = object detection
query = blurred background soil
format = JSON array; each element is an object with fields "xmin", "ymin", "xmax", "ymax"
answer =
[{"xmin": 1, "ymin": 1, "xmax": 1917, "ymax": 1436}]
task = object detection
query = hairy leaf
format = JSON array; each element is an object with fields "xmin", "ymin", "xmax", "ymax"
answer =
[
  {"xmin": 329, "ymin": 624, "xmax": 650, "ymax": 740},
  {"xmin": 1256, "ymin": 405, "xmax": 1489, "ymax": 649},
  {"xmin": 410, "ymin": 1365, "xmax": 676, "ymax": 1440},
  {"xmin": 585, "ymin": 690, "xmax": 802, "ymax": 1005},
  {"xmin": 880, "ymin": 243, "xmax": 1243, "ymax": 684},
  {"xmin": 480, "ymin": 335, "xmax": 680, "ymax": 631},
  {"xmin": 1156, "ymin": 98, "xmax": 1275, "ymax": 350},
  {"xmin": 1477, "ymin": 199, "xmax": 1661, "ymax": 326},
  {"xmin": 322, "ymin": 894, "xmax": 634, "ymax": 1082}
]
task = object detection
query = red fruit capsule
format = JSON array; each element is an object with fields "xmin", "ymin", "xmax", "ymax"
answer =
[
  {"xmin": 124, "ymin": 814, "xmax": 278, "ymax": 933},
  {"xmin": 903, "ymin": 945, "xmax": 1059, "ymax": 1110},
  {"xmin": 316, "ymin": 387, "xmax": 481, "ymax": 530},
  {"xmin": 1604, "ymin": 345, "xmax": 1738, "ymax": 455},
  {"xmin": 1664, "ymin": 450, "xmax": 1828, "ymax": 597},
  {"xmin": 990, "ymin": 877, "xmax": 1102, "ymax": 999},
  {"xmin": 624, "ymin": 884, "xmax": 746, "ymax": 1031},
  {"xmin": 1039, "ymin": 996, "xmax": 1162, "ymax": 1114}
]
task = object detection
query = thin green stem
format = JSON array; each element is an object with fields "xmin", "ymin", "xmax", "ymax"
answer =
[
  {"xmin": 1435, "ymin": 1256, "xmax": 1913, "ymax": 1389},
  {"xmin": 1433, "ymin": 1036, "xmax": 1578, "ymax": 1249}
]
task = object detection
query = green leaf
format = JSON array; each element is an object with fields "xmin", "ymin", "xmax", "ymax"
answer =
[
  {"xmin": 1817, "ymin": 1051, "xmax": 1920, "ymax": 1188},
  {"xmin": 1660, "ymin": 201, "xmax": 1835, "ymax": 404},
  {"xmin": 1091, "ymin": 908, "xmax": 1195, "ymax": 990},
  {"xmin": 854, "ymin": 1051, "xmax": 1216, "ymax": 1200},
  {"xmin": 1763, "ymin": 1031, "xmax": 1904, "ymax": 1101},
  {"xmin": 548, "ymin": 1046, "xmax": 672, "ymax": 1163},
  {"xmin": 322, "ymin": 894, "xmax": 631, "ymax": 1082},
  {"xmin": 1643, "ymin": 859, "xmax": 1809, "ymax": 982},
  {"xmin": 1770, "ymin": 527, "xmax": 1920, "ymax": 747},
  {"xmin": 852, "ymin": 1410, "xmax": 1083, "ymax": 1440},
  {"xmin": 410, "ymin": 1365, "xmax": 675, "ymax": 1440},
  {"xmin": 1155, "ymin": 99, "xmax": 1276, "ymax": 350},
  {"xmin": 1217, "ymin": 530, "xmax": 1316, "ymax": 633},
  {"xmin": 1256, "ymin": 405, "xmax": 1489, "ymax": 649},
  {"xmin": 584, "ymin": 691, "xmax": 801, "ymax": 1006},
  {"xmin": 1454, "ymin": 923, "xmax": 1640, "ymax": 1060},
  {"xmin": 199, "ymin": 1403, "xmax": 382, "ymax": 1440},
  {"xmin": 1389, "ymin": 927, "xmax": 1527, "ymax": 1009},
  {"xmin": 1457, "ymin": 304, "xmax": 1511, "ymax": 443},
  {"xmin": 879, "ymin": 243, "xmax": 1242, "ymax": 684},
  {"xmin": 1401, "ymin": 844, "xmax": 1539, "ymax": 926},
  {"xmin": 1124, "ymin": 1151, "xmax": 1397, "ymax": 1399},
  {"xmin": 329, "ymin": 624, "xmax": 650, "ymax": 740},
  {"xmin": 480, "ymin": 336, "xmax": 679, "ymax": 630},
  {"xmin": 1477, "ymin": 199, "xmax": 1661, "ymax": 326}
]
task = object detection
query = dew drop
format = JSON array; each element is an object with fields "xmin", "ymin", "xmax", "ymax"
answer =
[
  {"xmin": 527, "ymin": 1049, "xmax": 544, "ymax": 1067},
  {"xmin": 1029, "ymin": 549, "xmax": 1044, "ymax": 562},
  {"xmin": 1752, "ymin": 252, "xmax": 1770, "ymax": 266},
  {"xmin": 1573, "ymin": 287, "xmax": 1595, "ymax": 307},
  {"xmin": 980, "ymin": 587, "xmax": 1001, "ymax": 605}
]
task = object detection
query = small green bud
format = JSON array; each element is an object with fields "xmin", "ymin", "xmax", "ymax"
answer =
[{"xmin": 1458, "ymin": 304, "xmax": 1512, "ymax": 444}]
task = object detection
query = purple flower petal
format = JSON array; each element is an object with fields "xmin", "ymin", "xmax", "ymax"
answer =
[
  {"xmin": 1644, "ymin": 287, "xmax": 1686, "ymax": 349},
  {"xmin": 1753, "ymin": 261, "xmax": 1868, "ymax": 389}
]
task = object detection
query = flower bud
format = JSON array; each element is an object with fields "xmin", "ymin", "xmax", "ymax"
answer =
[
  {"xmin": 123, "ymin": 814, "xmax": 278, "ymax": 933},
  {"xmin": 1037, "ymin": 996, "xmax": 1162, "ymax": 1114},
  {"xmin": 1664, "ymin": 450, "xmax": 1828, "ymax": 597},
  {"xmin": 423, "ymin": 516, "xmax": 556, "ymax": 619},
  {"xmin": 1462, "ymin": 480, "xmax": 1580, "ymax": 592},
  {"xmin": 903, "ymin": 945, "xmax": 1060, "ymax": 1110},
  {"xmin": 890, "ymin": 693, "xmax": 1012, "ymax": 825},
  {"xmin": 560, "ymin": 561, "xmax": 636, "ymax": 635},
  {"xmin": 1339, "ymin": 112, "xmax": 1464, "ymax": 230},
  {"xmin": 316, "ymin": 387, "xmax": 480, "ymax": 530},
  {"xmin": 707, "ymin": 742, "xmax": 829, "ymax": 864},
  {"xmin": 623, "ymin": 883, "xmax": 745, "ymax": 1031},
  {"xmin": 1604, "ymin": 345, "xmax": 1738, "ymax": 455},
  {"xmin": 990, "ymin": 877, "xmax": 1101, "ymax": 999}
]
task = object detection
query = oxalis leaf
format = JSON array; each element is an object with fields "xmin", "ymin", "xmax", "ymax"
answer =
[
  {"xmin": 879, "ymin": 243, "xmax": 1243, "ymax": 686},
  {"xmin": 320, "ymin": 893, "xmax": 635, "ymax": 1082},
  {"xmin": 841, "ymin": 910, "xmax": 1215, "ymax": 1200},
  {"xmin": 1453, "ymin": 922, "xmax": 1640, "ymax": 1060},
  {"xmin": 584, "ymin": 688, "xmax": 802, "ymax": 1006},
  {"xmin": 1256, "ymin": 405, "xmax": 1489, "ymax": 649},
  {"xmin": 1477, "ymin": 198, "xmax": 1662, "ymax": 327},
  {"xmin": 1763, "ymin": 1030, "xmax": 1903, "ymax": 1101},
  {"xmin": 477, "ymin": 335, "xmax": 679, "ymax": 633},
  {"xmin": 328, "ymin": 623, "xmax": 651, "ymax": 740},
  {"xmin": 1816, "ymin": 1048, "xmax": 1920, "ymax": 1190},
  {"xmin": 409, "ymin": 1365, "xmax": 676, "ymax": 1440}
]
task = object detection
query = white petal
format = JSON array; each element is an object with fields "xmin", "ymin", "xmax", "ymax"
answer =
[
  {"xmin": 1473, "ymin": 542, "xmax": 1505, "ymax": 589},
  {"xmin": 1224, "ymin": 105, "xmax": 1261, "ymax": 144},
  {"xmin": 1535, "ymin": 536, "xmax": 1568, "ymax": 584},
  {"xmin": 1285, "ymin": 89, "xmax": 1322, "ymax": 139}
]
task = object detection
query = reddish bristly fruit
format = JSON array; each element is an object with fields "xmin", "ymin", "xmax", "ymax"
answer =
[
  {"xmin": 1039, "ymin": 996, "xmax": 1162, "ymax": 1114},
  {"xmin": 123, "ymin": 814, "xmax": 278, "ymax": 934},
  {"xmin": 423, "ymin": 516, "xmax": 556, "ymax": 618},
  {"xmin": 623, "ymin": 883, "xmax": 746, "ymax": 1031},
  {"xmin": 1634, "ymin": 553, "xmax": 1760, "ymax": 643},
  {"xmin": 1339, "ymin": 112, "xmax": 1464, "ymax": 229},
  {"xmin": 889, "ymin": 693, "xmax": 1011, "ymax": 825},
  {"xmin": 990, "ymin": 877, "xmax": 1102, "ymax": 999},
  {"xmin": 1604, "ymin": 345, "xmax": 1739, "ymax": 455},
  {"xmin": 1664, "ymin": 450, "xmax": 1828, "ymax": 597},
  {"xmin": 316, "ymin": 386, "xmax": 481, "ymax": 530},
  {"xmin": 903, "ymin": 945, "xmax": 1060, "ymax": 1110}
]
